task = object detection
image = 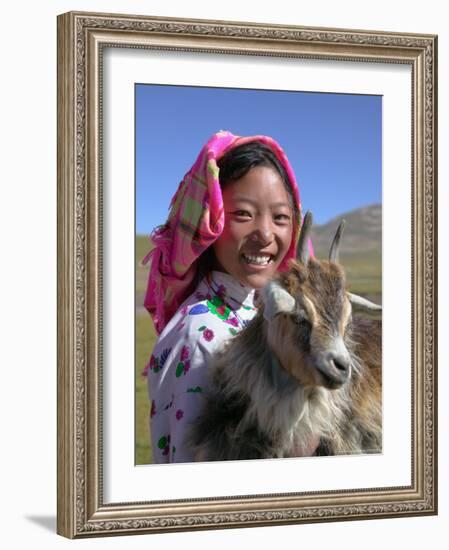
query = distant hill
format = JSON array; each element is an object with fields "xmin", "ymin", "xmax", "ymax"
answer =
[
  {"xmin": 308, "ymin": 204, "xmax": 382, "ymax": 299},
  {"xmin": 310, "ymin": 203, "xmax": 381, "ymax": 260}
]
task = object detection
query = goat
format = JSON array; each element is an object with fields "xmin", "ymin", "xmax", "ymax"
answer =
[{"xmin": 187, "ymin": 212, "xmax": 382, "ymax": 460}]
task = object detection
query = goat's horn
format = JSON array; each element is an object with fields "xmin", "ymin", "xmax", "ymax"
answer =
[
  {"xmin": 329, "ymin": 219, "xmax": 346, "ymax": 262},
  {"xmin": 297, "ymin": 211, "xmax": 313, "ymax": 264},
  {"xmin": 348, "ymin": 293, "xmax": 382, "ymax": 311}
]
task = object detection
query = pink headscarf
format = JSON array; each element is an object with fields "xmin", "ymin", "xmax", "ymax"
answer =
[{"xmin": 142, "ymin": 130, "xmax": 302, "ymax": 334}]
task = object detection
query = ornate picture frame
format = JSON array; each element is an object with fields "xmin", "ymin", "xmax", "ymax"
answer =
[{"xmin": 57, "ymin": 11, "xmax": 437, "ymax": 538}]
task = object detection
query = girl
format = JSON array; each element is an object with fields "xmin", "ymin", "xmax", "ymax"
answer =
[{"xmin": 143, "ymin": 130, "xmax": 302, "ymax": 463}]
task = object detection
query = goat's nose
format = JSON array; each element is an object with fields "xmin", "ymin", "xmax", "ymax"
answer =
[
  {"xmin": 330, "ymin": 354, "xmax": 350, "ymax": 374},
  {"xmin": 316, "ymin": 350, "xmax": 351, "ymax": 389}
]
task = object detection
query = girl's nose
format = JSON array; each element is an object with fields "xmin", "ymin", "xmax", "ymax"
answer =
[{"xmin": 252, "ymin": 220, "xmax": 274, "ymax": 245}]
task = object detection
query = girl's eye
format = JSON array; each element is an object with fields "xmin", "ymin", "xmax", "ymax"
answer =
[
  {"xmin": 233, "ymin": 210, "xmax": 252, "ymax": 218},
  {"xmin": 274, "ymin": 213, "xmax": 292, "ymax": 222}
]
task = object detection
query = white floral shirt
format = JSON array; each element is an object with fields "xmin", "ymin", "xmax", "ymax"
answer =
[{"xmin": 144, "ymin": 271, "xmax": 257, "ymax": 463}]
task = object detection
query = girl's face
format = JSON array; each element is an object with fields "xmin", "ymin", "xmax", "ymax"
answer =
[{"xmin": 212, "ymin": 165, "xmax": 294, "ymax": 289}]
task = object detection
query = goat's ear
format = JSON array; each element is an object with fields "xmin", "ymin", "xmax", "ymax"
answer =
[
  {"xmin": 348, "ymin": 292, "xmax": 382, "ymax": 319},
  {"xmin": 261, "ymin": 281, "xmax": 296, "ymax": 321}
]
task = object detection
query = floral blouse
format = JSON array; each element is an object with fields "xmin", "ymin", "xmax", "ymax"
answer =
[{"xmin": 144, "ymin": 271, "xmax": 258, "ymax": 463}]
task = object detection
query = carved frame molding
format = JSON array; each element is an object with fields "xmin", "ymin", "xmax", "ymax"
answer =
[{"xmin": 57, "ymin": 11, "xmax": 437, "ymax": 538}]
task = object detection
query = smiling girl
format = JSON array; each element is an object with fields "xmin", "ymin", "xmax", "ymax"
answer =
[{"xmin": 143, "ymin": 130, "xmax": 302, "ymax": 463}]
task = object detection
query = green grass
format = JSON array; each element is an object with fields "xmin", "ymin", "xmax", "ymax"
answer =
[
  {"xmin": 135, "ymin": 235, "xmax": 156, "ymax": 464},
  {"xmin": 135, "ymin": 313, "xmax": 157, "ymax": 465},
  {"xmin": 136, "ymin": 236, "xmax": 152, "ymax": 295},
  {"xmin": 340, "ymin": 253, "xmax": 382, "ymax": 298}
]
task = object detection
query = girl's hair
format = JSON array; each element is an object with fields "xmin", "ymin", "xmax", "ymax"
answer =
[
  {"xmin": 197, "ymin": 140, "xmax": 299, "ymax": 277},
  {"xmin": 217, "ymin": 141, "xmax": 298, "ymax": 219}
]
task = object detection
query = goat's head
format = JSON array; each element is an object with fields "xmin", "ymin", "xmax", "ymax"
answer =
[{"xmin": 260, "ymin": 211, "xmax": 381, "ymax": 390}]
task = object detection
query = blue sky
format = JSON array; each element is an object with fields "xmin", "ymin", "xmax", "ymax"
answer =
[{"xmin": 136, "ymin": 84, "xmax": 381, "ymax": 234}]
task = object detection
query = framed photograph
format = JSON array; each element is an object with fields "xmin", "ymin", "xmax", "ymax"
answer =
[{"xmin": 57, "ymin": 11, "xmax": 438, "ymax": 538}]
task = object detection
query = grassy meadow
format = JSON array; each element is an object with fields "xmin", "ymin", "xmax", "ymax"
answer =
[{"xmin": 135, "ymin": 235, "xmax": 155, "ymax": 465}]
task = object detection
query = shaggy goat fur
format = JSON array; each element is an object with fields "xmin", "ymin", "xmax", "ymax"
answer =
[{"xmin": 187, "ymin": 257, "xmax": 382, "ymax": 461}]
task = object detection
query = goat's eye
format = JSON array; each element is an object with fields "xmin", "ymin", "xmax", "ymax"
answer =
[
  {"xmin": 292, "ymin": 309, "xmax": 308, "ymax": 325},
  {"xmin": 343, "ymin": 314, "xmax": 353, "ymax": 333}
]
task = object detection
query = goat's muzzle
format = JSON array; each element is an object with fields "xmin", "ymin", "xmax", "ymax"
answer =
[{"xmin": 315, "ymin": 352, "xmax": 351, "ymax": 389}]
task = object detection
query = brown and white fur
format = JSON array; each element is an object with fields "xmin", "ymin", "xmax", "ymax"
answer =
[{"xmin": 187, "ymin": 212, "xmax": 382, "ymax": 460}]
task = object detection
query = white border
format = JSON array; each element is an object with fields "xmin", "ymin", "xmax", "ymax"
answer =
[{"xmin": 103, "ymin": 48, "xmax": 411, "ymax": 503}]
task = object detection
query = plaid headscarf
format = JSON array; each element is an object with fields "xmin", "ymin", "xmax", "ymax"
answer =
[{"xmin": 143, "ymin": 130, "xmax": 302, "ymax": 334}]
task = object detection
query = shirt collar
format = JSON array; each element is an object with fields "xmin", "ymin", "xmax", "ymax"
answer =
[{"xmin": 207, "ymin": 270, "xmax": 256, "ymax": 309}]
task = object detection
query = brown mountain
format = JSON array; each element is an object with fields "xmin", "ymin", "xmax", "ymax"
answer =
[
  {"xmin": 309, "ymin": 204, "xmax": 382, "ymax": 298},
  {"xmin": 310, "ymin": 203, "xmax": 381, "ymax": 260}
]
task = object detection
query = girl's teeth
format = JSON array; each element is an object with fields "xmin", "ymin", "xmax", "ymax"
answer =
[{"xmin": 243, "ymin": 254, "xmax": 272, "ymax": 265}]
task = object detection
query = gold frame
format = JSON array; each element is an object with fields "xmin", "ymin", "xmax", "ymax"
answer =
[{"xmin": 57, "ymin": 11, "xmax": 438, "ymax": 538}]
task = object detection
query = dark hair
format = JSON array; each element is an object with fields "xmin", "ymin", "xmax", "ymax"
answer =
[
  {"xmin": 196, "ymin": 140, "xmax": 298, "ymax": 278},
  {"xmin": 217, "ymin": 141, "xmax": 297, "ymax": 217}
]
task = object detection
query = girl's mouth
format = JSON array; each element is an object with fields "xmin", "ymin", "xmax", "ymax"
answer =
[{"xmin": 241, "ymin": 253, "xmax": 274, "ymax": 267}]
